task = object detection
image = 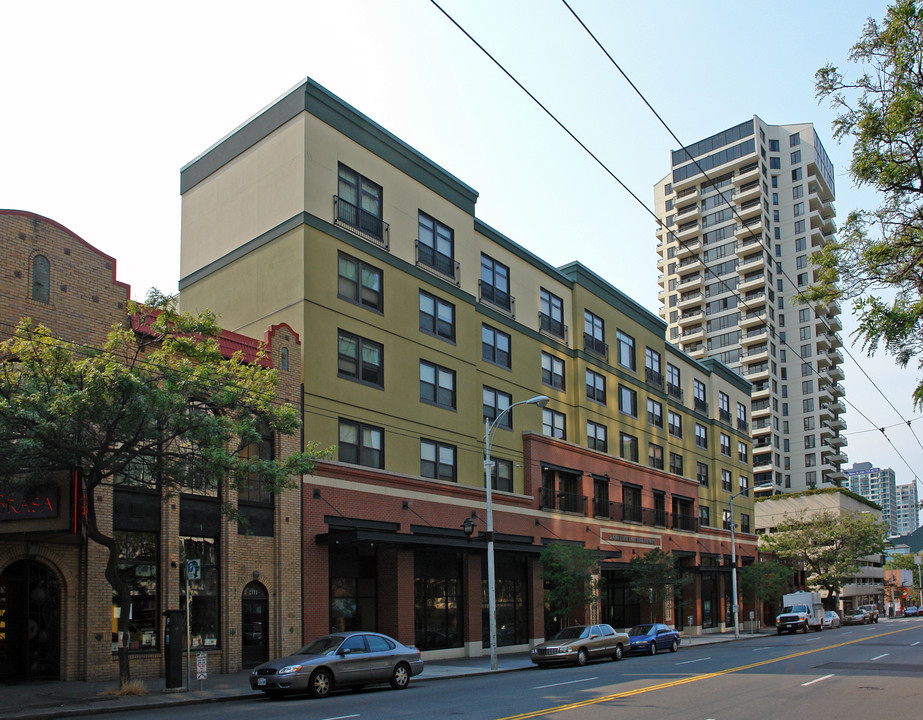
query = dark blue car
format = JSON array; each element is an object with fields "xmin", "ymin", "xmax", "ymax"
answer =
[{"xmin": 627, "ymin": 623, "xmax": 681, "ymax": 655}]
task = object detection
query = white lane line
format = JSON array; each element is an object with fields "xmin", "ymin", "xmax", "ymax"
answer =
[
  {"xmin": 802, "ymin": 674, "xmax": 835, "ymax": 686},
  {"xmin": 321, "ymin": 716, "xmax": 360, "ymax": 720},
  {"xmin": 751, "ymin": 646, "xmax": 773, "ymax": 651},
  {"xmin": 676, "ymin": 657, "xmax": 710, "ymax": 665},
  {"xmin": 871, "ymin": 653, "xmax": 889, "ymax": 660},
  {"xmin": 912, "ymin": 641, "xmax": 921, "ymax": 646},
  {"xmin": 533, "ymin": 677, "xmax": 599, "ymax": 690}
]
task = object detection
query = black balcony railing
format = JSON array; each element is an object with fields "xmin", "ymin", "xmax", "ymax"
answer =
[
  {"xmin": 645, "ymin": 368, "xmax": 664, "ymax": 388},
  {"xmin": 583, "ymin": 333, "xmax": 608, "ymax": 360},
  {"xmin": 539, "ymin": 312, "xmax": 567, "ymax": 341},
  {"xmin": 416, "ymin": 242, "xmax": 460, "ymax": 285},
  {"xmin": 593, "ymin": 497, "xmax": 611, "ymax": 519},
  {"xmin": 539, "ymin": 487, "xmax": 586, "ymax": 514},
  {"xmin": 672, "ymin": 514, "xmax": 699, "ymax": 532},
  {"xmin": 667, "ymin": 383, "xmax": 684, "ymax": 402},
  {"xmin": 719, "ymin": 408, "xmax": 732, "ymax": 424},
  {"xmin": 623, "ymin": 504, "xmax": 643, "ymax": 524},
  {"xmin": 694, "ymin": 398, "xmax": 708, "ymax": 414},
  {"xmin": 479, "ymin": 280, "xmax": 515, "ymax": 317},
  {"xmin": 334, "ymin": 195, "xmax": 389, "ymax": 250}
]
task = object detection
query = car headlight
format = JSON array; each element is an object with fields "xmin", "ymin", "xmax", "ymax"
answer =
[{"xmin": 279, "ymin": 664, "xmax": 303, "ymax": 675}]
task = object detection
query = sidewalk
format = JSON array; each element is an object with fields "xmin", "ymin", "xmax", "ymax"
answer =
[{"xmin": 0, "ymin": 629, "xmax": 763, "ymax": 720}]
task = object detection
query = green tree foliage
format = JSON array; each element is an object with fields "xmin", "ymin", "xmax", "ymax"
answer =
[
  {"xmin": 737, "ymin": 560, "xmax": 794, "ymax": 605},
  {"xmin": 627, "ymin": 548, "xmax": 691, "ymax": 623},
  {"xmin": 540, "ymin": 543, "xmax": 599, "ymax": 627},
  {"xmin": 811, "ymin": 0, "xmax": 923, "ymax": 405},
  {"xmin": 759, "ymin": 510, "xmax": 888, "ymax": 603},
  {"xmin": 0, "ymin": 292, "xmax": 330, "ymax": 686}
]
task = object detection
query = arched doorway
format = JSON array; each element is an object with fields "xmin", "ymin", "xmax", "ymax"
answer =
[
  {"xmin": 0, "ymin": 560, "xmax": 61, "ymax": 681},
  {"xmin": 241, "ymin": 582, "xmax": 268, "ymax": 668}
]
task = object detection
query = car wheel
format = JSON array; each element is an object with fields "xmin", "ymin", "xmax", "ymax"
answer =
[
  {"xmin": 670, "ymin": 638, "xmax": 678, "ymax": 653},
  {"xmin": 390, "ymin": 663, "xmax": 411, "ymax": 690},
  {"xmin": 611, "ymin": 644, "xmax": 623, "ymax": 662},
  {"xmin": 647, "ymin": 641, "xmax": 657, "ymax": 656},
  {"xmin": 575, "ymin": 648, "xmax": 588, "ymax": 667},
  {"xmin": 309, "ymin": 668, "xmax": 333, "ymax": 698}
]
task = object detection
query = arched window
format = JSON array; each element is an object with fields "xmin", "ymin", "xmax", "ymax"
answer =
[
  {"xmin": 280, "ymin": 347, "xmax": 289, "ymax": 372},
  {"xmin": 32, "ymin": 255, "xmax": 50, "ymax": 303}
]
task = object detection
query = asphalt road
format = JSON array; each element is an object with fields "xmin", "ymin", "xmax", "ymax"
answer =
[{"xmin": 79, "ymin": 618, "xmax": 923, "ymax": 720}]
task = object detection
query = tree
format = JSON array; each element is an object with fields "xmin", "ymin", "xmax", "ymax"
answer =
[
  {"xmin": 759, "ymin": 510, "xmax": 888, "ymax": 605},
  {"xmin": 737, "ymin": 560, "xmax": 794, "ymax": 606},
  {"xmin": 540, "ymin": 543, "xmax": 599, "ymax": 628},
  {"xmin": 0, "ymin": 292, "xmax": 330, "ymax": 687},
  {"xmin": 810, "ymin": 0, "xmax": 923, "ymax": 406},
  {"xmin": 627, "ymin": 548, "xmax": 691, "ymax": 623}
]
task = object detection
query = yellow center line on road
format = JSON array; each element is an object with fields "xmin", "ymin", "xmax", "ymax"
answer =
[{"xmin": 498, "ymin": 626, "xmax": 917, "ymax": 720}]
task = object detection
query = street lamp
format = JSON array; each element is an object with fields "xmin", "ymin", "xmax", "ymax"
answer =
[
  {"xmin": 728, "ymin": 483, "xmax": 768, "ymax": 639},
  {"xmin": 484, "ymin": 393, "xmax": 548, "ymax": 671}
]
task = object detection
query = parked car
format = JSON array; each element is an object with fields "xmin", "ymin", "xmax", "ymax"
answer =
[
  {"xmin": 627, "ymin": 623, "xmax": 681, "ymax": 655},
  {"xmin": 842, "ymin": 608, "xmax": 871, "ymax": 626},
  {"xmin": 249, "ymin": 631, "xmax": 423, "ymax": 698},
  {"xmin": 822, "ymin": 611, "xmax": 841, "ymax": 629},
  {"xmin": 531, "ymin": 624, "xmax": 629, "ymax": 667},
  {"xmin": 905, "ymin": 606, "xmax": 919, "ymax": 617},
  {"xmin": 859, "ymin": 605, "xmax": 880, "ymax": 623}
]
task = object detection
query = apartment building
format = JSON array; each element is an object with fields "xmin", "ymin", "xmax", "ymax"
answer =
[
  {"xmin": 845, "ymin": 462, "xmax": 898, "ymax": 536},
  {"xmin": 654, "ymin": 118, "xmax": 847, "ymax": 495},
  {"xmin": 896, "ymin": 481, "xmax": 920, "ymax": 536},
  {"xmin": 178, "ymin": 78, "xmax": 758, "ymax": 650}
]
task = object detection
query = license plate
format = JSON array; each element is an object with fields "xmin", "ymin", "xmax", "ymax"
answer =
[{"xmin": 257, "ymin": 678, "xmax": 266, "ymax": 686}]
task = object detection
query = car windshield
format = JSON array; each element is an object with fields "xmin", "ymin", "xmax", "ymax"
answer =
[
  {"xmin": 553, "ymin": 627, "xmax": 589, "ymax": 640},
  {"xmin": 781, "ymin": 605, "xmax": 807, "ymax": 613},
  {"xmin": 629, "ymin": 624, "xmax": 654, "ymax": 636},
  {"xmin": 846, "ymin": 610, "xmax": 862, "ymax": 616},
  {"xmin": 296, "ymin": 636, "xmax": 344, "ymax": 656}
]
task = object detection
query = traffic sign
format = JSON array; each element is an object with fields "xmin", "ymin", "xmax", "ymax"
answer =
[
  {"xmin": 196, "ymin": 651, "xmax": 207, "ymax": 680},
  {"xmin": 187, "ymin": 559, "xmax": 201, "ymax": 581}
]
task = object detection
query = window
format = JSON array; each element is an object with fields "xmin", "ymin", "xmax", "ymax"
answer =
[
  {"xmin": 339, "ymin": 419, "xmax": 384, "ymax": 468},
  {"xmin": 280, "ymin": 347, "xmax": 289, "ymax": 372},
  {"xmin": 738, "ymin": 441, "xmax": 748, "ymax": 463},
  {"xmin": 804, "ymin": 435, "xmax": 815, "ymax": 449},
  {"xmin": 648, "ymin": 443, "xmax": 664, "ymax": 470},
  {"xmin": 616, "ymin": 331, "xmax": 635, "ymax": 371},
  {"xmin": 337, "ymin": 252, "xmax": 382, "ymax": 311},
  {"xmin": 790, "ymin": 132, "xmax": 801, "ymax": 147},
  {"xmin": 645, "ymin": 347, "xmax": 662, "ymax": 386},
  {"xmin": 490, "ymin": 458, "xmax": 513, "ymax": 492},
  {"xmin": 420, "ymin": 439, "xmax": 456, "ymax": 481},
  {"xmin": 417, "ymin": 212, "xmax": 455, "ymax": 278},
  {"xmin": 723, "ymin": 509, "xmax": 732, "ymax": 531},
  {"xmin": 772, "ymin": 192, "xmax": 779, "ymax": 206},
  {"xmin": 542, "ymin": 352, "xmax": 565, "ymax": 390},
  {"xmin": 699, "ymin": 505, "xmax": 711, "ymax": 527},
  {"xmin": 695, "ymin": 423, "xmax": 707, "ymax": 448},
  {"xmin": 799, "ymin": 326, "xmax": 811, "ymax": 341},
  {"xmin": 669, "ymin": 452, "xmax": 684, "ymax": 477},
  {"xmin": 586, "ymin": 369, "xmax": 606, "ymax": 404},
  {"xmin": 584, "ymin": 310, "xmax": 606, "ymax": 356},
  {"xmin": 792, "ymin": 167, "xmax": 803, "ymax": 181},
  {"xmin": 648, "ymin": 398, "xmax": 663, "ymax": 428},
  {"xmin": 793, "ymin": 184, "xmax": 804, "ymax": 199},
  {"xmin": 539, "ymin": 288, "xmax": 565, "ymax": 338},
  {"xmin": 793, "ymin": 202, "xmax": 804, "ymax": 217},
  {"xmin": 797, "ymin": 255, "xmax": 808, "ymax": 270},
  {"xmin": 338, "ymin": 330, "xmax": 383, "ymax": 387},
  {"xmin": 737, "ymin": 402, "xmax": 747, "ymax": 430},
  {"xmin": 693, "ymin": 379, "xmax": 707, "ymax": 413},
  {"xmin": 720, "ymin": 433, "xmax": 731, "ymax": 456},
  {"xmin": 480, "ymin": 254, "xmax": 511, "ymax": 311},
  {"xmin": 238, "ymin": 427, "xmax": 275, "ymax": 536},
  {"xmin": 719, "ymin": 391, "xmax": 730, "ymax": 422},
  {"xmin": 791, "ymin": 150, "xmax": 802, "ymax": 164},
  {"xmin": 618, "ymin": 385, "xmax": 637, "ymax": 417},
  {"xmin": 337, "ymin": 164, "xmax": 384, "ymax": 240},
  {"xmin": 483, "ymin": 387, "xmax": 512, "ymax": 429},
  {"xmin": 114, "ymin": 530, "xmax": 158, "ymax": 652},
  {"xmin": 420, "ymin": 361, "xmax": 456, "ymax": 409},
  {"xmin": 668, "ymin": 411, "xmax": 682, "ymax": 438},
  {"xmin": 769, "ymin": 139, "xmax": 780, "ymax": 152},
  {"xmin": 797, "ymin": 273, "xmax": 808, "ymax": 286},
  {"xmin": 587, "ymin": 421, "xmax": 607, "ymax": 453},
  {"xmin": 805, "ymin": 453, "xmax": 816, "ymax": 467},
  {"xmin": 697, "ymin": 462, "xmax": 709, "ymax": 486},
  {"xmin": 419, "ymin": 291, "xmax": 455, "ymax": 342},
  {"xmin": 543, "ymin": 408, "xmax": 566, "ymax": 440},
  {"xmin": 796, "ymin": 237, "xmax": 807, "ymax": 252},
  {"xmin": 803, "ymin": 398, "xmax": 815, "ymax": 412},
  {"xmin": 179, "ymin": 536, "xmax": 218, "ymax": 649},
  {"xmin": 620, "ymin": 432, "xmax": 639, "ymax": 462},
  {"xmin": 740, "ymin": 513, "xmax": 751, "ymax": 534},
  {"xmin": 770, "ymin": 157, "xmax": 781, "ymax": 169},
  {"xmin": 482, "ymin": 324, "xmax": 511, "ymax": 369},
  {"xmin": 721, "ymin": 468, "xmax": 732, "ymax": 491},
  {"xmin": 739, "ymin": 475, "xmax": 749, "ymax": 494},
  {"xmin": 31, "ymin": 255, "xmax": 50, "ymax": 303},
  {"xmin": 666, "ymin": 364, "xmax": 682, "ymax": 399}
]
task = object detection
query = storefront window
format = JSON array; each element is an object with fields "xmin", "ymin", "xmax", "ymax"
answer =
[
  {"xmin": 329, "ymin": 545, "xmax": 377, "ymax": 632},
  {"xmin": 179, "ymin": 537, "xmax": 219, "ymax": 648},
  {"xmin": 113, "ymin": 530, "xmax": 158, "ymax": 652},
  {"xmin": 414, "ymin": 551, "xmax": 463, "ymax": 651},
  {"xmin": 483, "ymin": 554, "xmax": 529, "ymax": 647}
]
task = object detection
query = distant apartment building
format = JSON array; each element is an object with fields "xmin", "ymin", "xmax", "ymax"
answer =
[
  {"xmin": 654, "ymin": 118, "xmax": 846, "ymax": 496},
  {"xmin": 178, "ymin": 78, "xmax": 759, "ymax": 648},
  {"xmin": 845, "ymin": 462, "xmax": 898, "ymax": 536},
  {"xmin": 896, "ymin": 481, "xmax": 920, "ymax": 535}
]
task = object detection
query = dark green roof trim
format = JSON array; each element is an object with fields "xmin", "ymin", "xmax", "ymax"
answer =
[
  {"xmin": 559, "ymin": 261, "xmax": 666, "ymax": 336},
  {"xmin": 474, "ymin": 218, "xmax": 574, "ymax": 287},
  {"xmin": 180, "ymin": 77, "xmax": 479, "ymax": 215},
  {"xmin": 699, "ymin": 358, "xmax": 751, "ymax": 393}
]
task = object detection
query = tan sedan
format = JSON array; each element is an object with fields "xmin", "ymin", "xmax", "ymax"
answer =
[{"xmin": 530, "ymin": 624, "xmax": 629, "ymax": 667}]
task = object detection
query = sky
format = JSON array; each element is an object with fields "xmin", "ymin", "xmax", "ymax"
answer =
[{"xmin": 3, "ymin": 0, "xmax": 920, "ymax": 517}]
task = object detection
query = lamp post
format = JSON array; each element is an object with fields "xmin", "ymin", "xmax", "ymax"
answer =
[
  {"xmin": 728, "ymin": 486, "xmax": 751, "ymax": 640},
  {"xmin": 484, "ymin": 393, "xmax": 548, "ymax": 671}
]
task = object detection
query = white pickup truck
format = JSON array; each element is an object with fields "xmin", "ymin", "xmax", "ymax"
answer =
[{"xmin": 776, "ymin": 591, "xmax": 824, "ymax": 633}]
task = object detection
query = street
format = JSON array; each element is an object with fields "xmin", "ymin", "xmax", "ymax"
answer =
[{"xmin": 79, "ymin": 619, "xmax": 923, "ymax": 720}]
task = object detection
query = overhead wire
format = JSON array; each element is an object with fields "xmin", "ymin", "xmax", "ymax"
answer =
[{"xmin": 429, "ymin": 0, "xmax": 923, "ymax": 483}]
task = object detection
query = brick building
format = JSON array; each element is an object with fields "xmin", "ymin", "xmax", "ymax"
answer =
[{"xmin": 0, "ymin": 210, "xmax": 305, "ymax": 682}]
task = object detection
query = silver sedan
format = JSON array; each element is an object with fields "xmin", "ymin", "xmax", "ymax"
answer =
[{"xmin": 250, "ymin": 631, "xmax": 424, "ymax": 698}]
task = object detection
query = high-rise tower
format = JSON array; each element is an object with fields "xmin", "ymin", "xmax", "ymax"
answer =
[{"xmin": 655, "ymin": 117, "xmax": 846, "ymax": 495}]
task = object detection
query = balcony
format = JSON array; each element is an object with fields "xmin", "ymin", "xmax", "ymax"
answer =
[
  {"xmin": 675, "ymin": 237, "xmax": 702, "ymax": 259},
  {"xmin": 825, "ymin": 416, "xmax": 846, "ymax": 432},
  {"xmin": 827, "ymin": 349, "xmax": 845, "ymax": 366},
  {"xmin": 677, "ymin": 273, "xmax": 704, "ymax": 291},
  {"xmin": 738, "ymin": 271, "xmax": 766, "ymax": 293},
  {"xmin": 743, "ymin": 344, "xmax": 769, "ymax": 364},
  {"xmin": 415, "ymin": 242, "xmax": 460, "ymax": 285},
  {"xmin": 539, "ymin": 312, "xmax": 568, "ymax": 343},
  {"xmin": 678, "ymin": 309, "xmax": 703, "ymax": 327},
  {"xmin": 681, "ymin": 325, "xmax": 705, "ymax": 340},
  {"xmin": 735, "ymin": 217, "xmax": 763, "ymax": 239},
  {"xmin": 675, "ymin": 202, "xmax": 700, "ymax": 221},
  {"xmin": 478, "ymin": 280, "xmax": 515, "ymax": 318},
  {"xmin": 677, "ymin": 291, "xmax": 703, "ymax": 309},
  {"xmin": 685, "ymin": 344, "xmax": 707, "ymax": 359},
  {"xmin": 584, "ymin": 333, "xmax": 608, "ymax": 361},
  {"xmin": 539, "ymin": 487, "xmax": 587, "ymax": 514},
  {"xmin": 740, "ymin": 310, "xmax": 767, "ymax": 329},
  {"xmin": 675, "ymin": 221, "xmax": 700, "ymax": 242},
  {"xmin": 830, "ymin": 400, "xmax": 846, "ymax": 415},
  {"xmin": 733, "ymin": 163, "xmax": 760, "ymax": 186},
  {"xmin": 666, "ymin": 383, "xmax": 684, "ymax": 402},
  {"xmin": 736, "ymin": 235, "xmax": 763, "ymax": 256},
  {"xmin": 737, "ymin": 252, "xmax": 765, "ymax": 273},
  {"xmin": 334, "ymin": 195, "xmax": 390, "ymax": 250},
  {"xmin": 829, "ymin": 365, "xmax": 845, "ymax": 382},
  {"xmin": 735, "ymin": 180, "xmax": 761, "ymax": 204},
  {"xmin": 672, "ymin": 514, "xmax": 699, "ymax": 532},
  {"xmin": 737, "ymin": 197, "xmax": 762, "ymax": 220},
  {"xmin": 645, "ymin": 367, "xmax": 664, "ymax": 390},
  {"xmin": 740, "ymin": 326, "xmax": 768, "ymax": 347},
  {"xmin": 828, "ymin": 434, "xmax": 848, "ymax": 448},
  {"xmin": 678, "ymin": 255, "xmax": 703, "ymax": 273}
]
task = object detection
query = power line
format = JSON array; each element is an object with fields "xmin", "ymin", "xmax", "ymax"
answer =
[{"xmin": 430, "ymin": 0, "xmax": 923, "ymax": 482}]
